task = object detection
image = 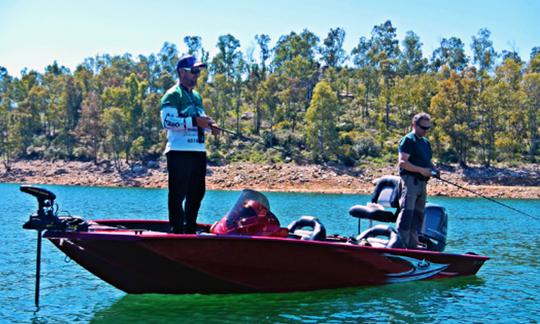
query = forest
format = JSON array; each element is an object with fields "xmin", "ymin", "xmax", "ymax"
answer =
[{"xmin": 1, "ymin": 20, "xmax": 539, "ymax": 171}]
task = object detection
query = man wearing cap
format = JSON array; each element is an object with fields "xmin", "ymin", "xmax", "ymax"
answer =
[
  {"xmin": 160, "ymin": 55, "xmax": 218, "ymax": 234},
  {"xmin": 395, "ymin": 112, "xmax": 438, "ymax": 249}
]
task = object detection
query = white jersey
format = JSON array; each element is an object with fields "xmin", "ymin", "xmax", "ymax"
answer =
[{"xmin": 161, "ymin": 106, "xmax": 207, "ymax": 153}]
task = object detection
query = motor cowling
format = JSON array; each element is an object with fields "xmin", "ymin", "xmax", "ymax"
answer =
[{"xmin": 419, "ymin": 204, "xmax": 448, "ymax": 252}]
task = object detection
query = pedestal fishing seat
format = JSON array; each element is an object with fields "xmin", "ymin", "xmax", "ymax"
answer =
[
  {"xmin": 348, "ymin": 175, "xmax": 448, "ymax": 251},
  {"xmin": 348, "ymin": 176, "xmax": 403, "ymax": 248}
]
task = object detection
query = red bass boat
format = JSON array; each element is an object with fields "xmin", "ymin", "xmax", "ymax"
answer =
[{"xmin": 21, "ymin": 176, "xmax": 488, "ymax": 296}]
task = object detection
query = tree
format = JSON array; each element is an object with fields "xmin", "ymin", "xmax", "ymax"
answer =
[
  {"xmin": 501, "ymin": 50, "xmax": 522, "ymax": 64},
  {"xmin": 430, "ymin": 69, "xmax": 479, "ymax": 166},
  {"xmin": 398, "ymin": 31, "xmax": 427, "ymax": 76},
  {"xmin": 471, "ymin": 28, "xmax": 498, "ymax": 74},
  {"xmin": 255, "ymin": 34, "xmax": 271, "ymax": 77},
  {"xmin": 272, "ymin": 29, "xmax": 319, "ymax": 70},
  {"xmin": 531, "ymin": 47, "xmax": 540, "ymax": 59},
  {"xmin": 351, "ymin": 36, "xmax": 379, "ymax": 119},
  {"xmin": 75, "ymin": 91, "xmax": 104, "ymax": 163},
  {"xmin": 431, "ymin": 37, "xmax": 469, "ymax": 72},
  {"xmin": 320, "ymin": 27, "xmax": 347, "ymax": 68},
  {"xmin": 392, "ymin": 74, "xmax": 437, "ymax": 132},
  {"xmin": 158, "ymin": 42, "xmax": 179, "ymax": 77},
  {"xmin": 305, "ymin": 81, "xmax": 339, "ymax": 161},
  {"xmin": 211, "ymin": 34, "xmax": 243, "ymax": 80},
  {"xmin": 102, "ymin": 107, "xmax": 129, "ymax": 170},
  {"xmin": 521, "ymin": 72, "xmax": 540, "ymax": 160},
  {"xmin": 184, "ymin": 36, "xmax": 208, "ymax": 63},
  {"xmin": 370, "ymin": 20, "xmax": 401, "ymax": 128},
  {"xmin": 277, "ymin": 56, "xmax": 319, "ymax": 133},
  {"xmin": 257, "ymin": 74, "xmax": 282, "ymax": 142}
]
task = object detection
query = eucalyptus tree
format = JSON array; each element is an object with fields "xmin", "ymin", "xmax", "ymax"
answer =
[
  {"xmin": 211, "ymin": 34, "xmax": 243, "ymax": 80},
  {"xmin": 477, "ymin": 80, "xmax": 506, "ymax": 166},
  {"xmin": 211, "ymin": 34, "xmax": 245, "ymax": 133},
  {"xmin": 391, "ymin": 74, "xmax": 437, "ymax": 133},
  {"xmin": 257, "ymin": 73, "xmax": 282, "ymax": 144},
  {"xmin": 255, "ymin": 34, "xmax": 271, "ymax": 77},
  {"xmin": 245, "ymin": 34, "xmax": 271, "ymax": 134},
  {"xmin": 471, "ymin": 28, "xmax": 498, "ymax": 75},
  {"xmin": 430, "ymin": 37, "xmax": 469, "ymax": 72},
  {"xmin": 277, "ymin": 56, "xmax": 318, "ymax": 133},
  {"xmin": 501, "ymin": 50, "xmax": 523, "ymax": 64},
  {"xmin": 102, "ymin": 106, "xmax": 129, "ymax": 170},
  {"xmin": 136, "ymin": 53, "xmax": 165, "ymax": 93},
  {"xmin": 272, "ymin": 29, "xmax": 320, "ymax": 70},
  {"xmin": 521, "ymin": 72, "xmax": 540, "ymax": 161},
  {"xmin": 398, "ymin": 31, "xmax": 427, "ymax": 76},
  {"xmin": 158, "ymin": 42, "xmax": 179, "ymax": 77},
  {"xmin": 531, "ymin": 47, "xmax": 540, "ymax": 60},
  {"xmin": 529, "ymin": 51, "xmax": 540, "ymax": 73},
  {"xmin": 305, "ymin": 80, "xmax": 339, "ymax": 161},
  {"xmin": 493, "ymin": 58, "xmax": 527, "ymax": 160},
  {"xmin": 184, "ymin": 35, "xmax": 209, "ymax": 63},
  {"xmin": 0, "ymin": 67, "xmax": 14, "ymax": 168},
  {"xmin": 320, "ymin": 27, "xmax": 348, "ymax": 68},
  {"xmin": 430, "ymin": 68, "xmax": 479, "ymax": 166},
  {"xmin": 351, "ymin": 36, "xmax": 379, "ymax": 119},
  {"xmin": 75, "ymin": 91, "xmax": 104, "ymax": 163},
  {"xmin": 370, "ymin": 20, "xmax": 401, "ymax": 128}
]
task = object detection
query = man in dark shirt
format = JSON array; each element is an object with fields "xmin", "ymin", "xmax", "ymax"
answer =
[{"xmin": 396, "ymin": 112, "xmax": 437, "ymax": 249}]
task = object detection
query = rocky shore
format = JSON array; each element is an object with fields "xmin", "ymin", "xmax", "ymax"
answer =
[{"xmin": 1, "ymin": 160, "xmax": 540, "ymax": 199}]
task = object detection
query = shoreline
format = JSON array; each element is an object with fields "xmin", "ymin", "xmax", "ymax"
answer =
[{"xmin": 1, "ymin": 160, "xmax": 539, "ymax": 199}]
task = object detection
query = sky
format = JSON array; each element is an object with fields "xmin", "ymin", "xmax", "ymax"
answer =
[{"xmin": 1, "ymin": 0, "xmax": 539, "ymax": 77}]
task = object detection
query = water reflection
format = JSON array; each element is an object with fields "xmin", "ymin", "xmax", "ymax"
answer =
[{"xmin": 91, "ymin": 277, "xmax": 485, "ymax": 323}]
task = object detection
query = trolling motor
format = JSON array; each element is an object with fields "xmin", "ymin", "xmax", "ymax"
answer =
[
  {"xmin": 21, "ymin": 185, "xmax": 88, "ymax": 307},
  {"xmin": 21, "ymin": 185, "xmax": 88, "ymax": 232},
  {"xmin": 21, "ymin": 186, "xmax": 60, "ymax": 231}
]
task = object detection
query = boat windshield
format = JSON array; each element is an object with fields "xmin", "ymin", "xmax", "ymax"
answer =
[{"xmin": 210, "ymin": 189, "xmax": 283, "ymax": 236}]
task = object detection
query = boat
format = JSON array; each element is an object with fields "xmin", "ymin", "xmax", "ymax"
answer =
[{"xmin": 21, "ymin": 176, "xmax": 488, "ymax": 295}]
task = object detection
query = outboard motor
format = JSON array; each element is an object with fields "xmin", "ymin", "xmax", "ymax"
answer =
[{"xmin": 419, "ymin": 204, "xmax": 448, "ymax": 252}]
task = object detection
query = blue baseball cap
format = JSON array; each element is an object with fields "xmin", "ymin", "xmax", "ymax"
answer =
[{"xmin": 176, "ymin": 55, "xmax": 207, "ymax": 70}]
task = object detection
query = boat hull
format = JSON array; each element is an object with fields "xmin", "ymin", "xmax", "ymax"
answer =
[{"xmin": 45, "ymin": 220, "xmax": 488, "ymax": 294}]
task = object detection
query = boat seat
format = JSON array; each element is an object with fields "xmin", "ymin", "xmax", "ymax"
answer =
[
  {"xmin": 349, "ymin": 175, "xmax": 401, "ymax": 223},
  {"xmin": 356, "ymin": 224, "xmax": 403, "ymax": 248},
  {"xmin": 287, "ymin": 216, "xmax": 326, "ymax": 241}
]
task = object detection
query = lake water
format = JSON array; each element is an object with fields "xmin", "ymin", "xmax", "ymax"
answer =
[{"xmin": 1, "ymin": 183, "xmax": 539, "ymax": 323}]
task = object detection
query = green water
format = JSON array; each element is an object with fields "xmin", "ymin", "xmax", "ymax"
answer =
[{"xmin": 1, "ymin": 183, "xmax": 539, "ymax": 323}]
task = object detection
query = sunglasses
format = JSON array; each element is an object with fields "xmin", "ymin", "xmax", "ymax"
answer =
[
  {"xmin": 182, "ymin": 67, "xmax": 201, "ymax": 75},
  {"xmin": 417, "ymin": 124, "xmax": 431, "ymax": 131}
]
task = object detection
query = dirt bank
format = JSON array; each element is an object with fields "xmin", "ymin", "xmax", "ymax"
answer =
[{"xmin": 1, "ymin": 160, "xmax": 539, "ymax": 199}]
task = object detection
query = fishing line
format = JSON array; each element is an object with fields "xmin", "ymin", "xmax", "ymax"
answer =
[
  {"xmin": 211, "ymin": 125, "xmax": 305, "ymax": 159},
  {"xmin": 433, "ymin": 174, "xmax": 539, "ymax": 221}
]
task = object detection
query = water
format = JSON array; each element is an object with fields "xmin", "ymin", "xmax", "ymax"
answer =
[{"xmin": 1, "ymin": 183, "xmax": 539, "ymax": 323}]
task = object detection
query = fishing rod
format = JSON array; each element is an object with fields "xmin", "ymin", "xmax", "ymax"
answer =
[
  {"xmin": 432, "ymin": 172, "xmax": 539, "ymax": 220},
  {"xmin": 211, "ymin": 125, "xmax": 304, "ymax": 158}
]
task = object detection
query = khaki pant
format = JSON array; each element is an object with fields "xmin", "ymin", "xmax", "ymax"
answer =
[{"xmin": 396, "ymin": 175, "xmax": 427, "ymax": 249}]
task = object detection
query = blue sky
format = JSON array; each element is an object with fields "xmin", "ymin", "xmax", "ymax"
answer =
[{"xmin": 1, "ymin": 0, "xmax": 539, "ymax": 77}]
